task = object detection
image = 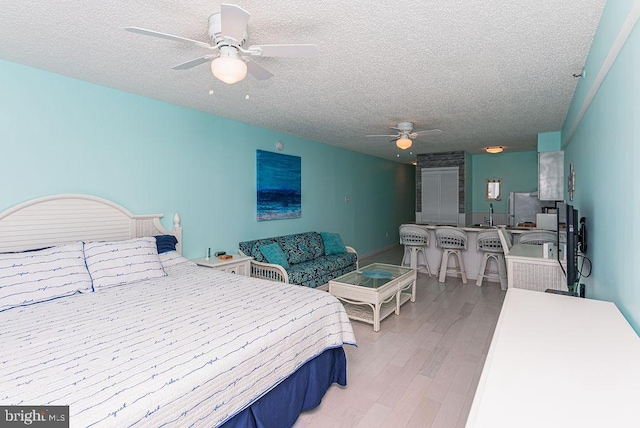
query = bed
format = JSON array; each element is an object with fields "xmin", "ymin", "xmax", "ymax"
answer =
[{"xmin": 0, "ymin": 194, "xmax": 356, "ymax": 427}]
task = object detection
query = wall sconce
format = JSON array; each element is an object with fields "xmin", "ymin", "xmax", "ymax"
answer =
[{"xmin": 568, "ymin": 163, "xmax": 575, "ymax": 201}]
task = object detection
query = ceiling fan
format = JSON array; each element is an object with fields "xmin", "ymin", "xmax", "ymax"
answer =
[
  {"xmin": 366, "ymin": 122, "xmax": 442, "ymax": 150},
  {"xmin": 125, "ymin": 3, "xmax": 319, "ymax": 84}
]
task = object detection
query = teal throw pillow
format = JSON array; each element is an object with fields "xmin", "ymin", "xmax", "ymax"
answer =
[
  {"xmin": 260, "ymin": 243, "xmax": 290, "ymax": 268},
  {"xmin": 321, "ymin": 232, "xmax": 347, "ymax": 256}
]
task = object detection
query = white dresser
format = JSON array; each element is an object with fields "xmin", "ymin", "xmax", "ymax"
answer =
[{"xmin": 466, "ymin": 288, "xmax": 640, "ymax": 428}]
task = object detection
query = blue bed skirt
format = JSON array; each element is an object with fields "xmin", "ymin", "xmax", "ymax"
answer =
[{"xmin": 221, "ymin": 346, "xmax": 347, "ymax": 428}]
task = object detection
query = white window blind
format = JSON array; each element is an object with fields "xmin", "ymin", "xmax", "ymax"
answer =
[{"xmin": 420, "ymin": 167, "xmax": 458, "ymax": 224}]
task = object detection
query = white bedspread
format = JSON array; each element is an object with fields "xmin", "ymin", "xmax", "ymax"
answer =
[{"xmin": 0, "ymin": 263, "xmax": 356, "ymax": 427}]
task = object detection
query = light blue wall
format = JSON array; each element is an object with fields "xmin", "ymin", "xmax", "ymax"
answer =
[
  {"xmin": 561, "ymin": 1, "xmax": 640, "ymax": 332},
  {"xmin": 537, "ymin": 131, "xmax": 561, "ymax": 152},
  {"xmin": 0, "ymin": 60, "xmax": 415, "ymax": 259},
  {"xmin": 470, "ymin": 151, "xmax": 539, "ymax": 213}
]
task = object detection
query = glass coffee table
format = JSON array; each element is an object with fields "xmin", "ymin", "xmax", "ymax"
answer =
[{"xmin": 328, "ymin": 263, "xmax": 417, "ymax": 332}]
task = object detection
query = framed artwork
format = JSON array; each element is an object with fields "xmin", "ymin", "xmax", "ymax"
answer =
[{"xmin": 256, "ymin": 150, "xmax": 301, "ymax": 221}]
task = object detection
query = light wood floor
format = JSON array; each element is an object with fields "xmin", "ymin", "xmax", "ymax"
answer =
[{"xmin": 294, "ymin": 245, "xmax": 506, "ymax": 428}]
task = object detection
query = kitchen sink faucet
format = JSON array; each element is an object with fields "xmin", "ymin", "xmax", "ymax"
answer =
[{"xmin": 487, "ymin": 203, "xmax": 494, "ymax": 227}]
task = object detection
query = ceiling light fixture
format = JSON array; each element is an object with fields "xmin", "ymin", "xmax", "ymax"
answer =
[
  {"xmin": 396, "ymin": 137, "xmax": 412, "ymax": 150},
  {"xmin": 485, "ymin": 146, "xmax": 504, "ymax": 154},
  {"xmin": 210, "ymin": 47, "xmax": 247, "ymax": 84}
]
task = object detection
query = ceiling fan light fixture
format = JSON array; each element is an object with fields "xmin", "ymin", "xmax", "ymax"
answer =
[
  {"xmin": 210, "ymin": 50, "xmax": 247, "ymax": 84},
  {"xmin": 396, "ymin": 137, "xmax": 412, "ymax": 150},
  {"xmin": 485, "ymin": 146, "xmax": 504, "ymax": 154}
]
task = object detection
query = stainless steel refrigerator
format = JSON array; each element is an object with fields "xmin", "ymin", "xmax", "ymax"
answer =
[{"xmin": 508, "ymin": 192, "xmax": 545, "ymax": 226}]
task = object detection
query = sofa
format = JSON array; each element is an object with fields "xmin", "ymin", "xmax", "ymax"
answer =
[{"xmin": 238, "ymin": 231, "xmax": 358, "ymax": 289}]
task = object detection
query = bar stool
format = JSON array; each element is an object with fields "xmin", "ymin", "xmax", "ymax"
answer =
[
  {"xmin": 476, "ymin": 229, "xmax": 508, "ymax": 290},
  {"xmin": 399, "ymin": 225, "xmax": 432, "ymax": 276},
  {"xmin": 497, "ymin": 227, "xmax": 513, "ymax": 256},
  {"xmin": 435, "ymin": 226, "xmax": 467, "ymax": 284},
  {"xmin": 518, "ymin": 230, "xmax": 557, "ymax": 245}
]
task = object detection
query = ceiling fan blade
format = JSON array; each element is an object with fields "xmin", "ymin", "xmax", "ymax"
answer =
[
  {"xmin": 172, "ymin": 55, "xmax": 215, "ymax": 70},
  {"xmin": 220, "ymin": 3, "xmax": 250, "ymax": 42},
  {"xmin": 245, "ymin": 59, "xmax": 274, "ymax": 80},
  {"xmin": 248, "ymin": 44, "xmax": 319, "ymax": 58},
  {"xmin": 415, "ymin": 129, "xmax": 443, "ymax": 135},
  {"xmin": 366, "ymin": 134, "xmax": 400, "ymax": 138},
  {"xmin": 125, "ymin": 27, "xmax": 213, "ymax": 50}
]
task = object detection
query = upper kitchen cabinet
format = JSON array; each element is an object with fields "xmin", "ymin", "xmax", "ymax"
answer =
[{"xmin": 538, "ymin": 151, "xmax": 564, "ymax": 201}]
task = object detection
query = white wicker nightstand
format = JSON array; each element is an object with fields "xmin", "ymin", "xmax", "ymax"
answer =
[{"xmin": 193, "ymin": 254, "xmax": 253, "ymax": 276}]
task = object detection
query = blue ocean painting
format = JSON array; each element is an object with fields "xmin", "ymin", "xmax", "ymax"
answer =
[{"xmin": 256, "ymin": 150, "xmax": 301, "ymax": 221}]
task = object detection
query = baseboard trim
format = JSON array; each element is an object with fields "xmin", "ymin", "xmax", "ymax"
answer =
[{"xmin": 358, "ymin": 243, "xmax": 401, "ymax": 260}]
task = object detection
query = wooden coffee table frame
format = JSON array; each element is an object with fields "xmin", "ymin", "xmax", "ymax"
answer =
[{"xmin": 329, "ymin": 263, "xmax": 417, "ymax": 332}]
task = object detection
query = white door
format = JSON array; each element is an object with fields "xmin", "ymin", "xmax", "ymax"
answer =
[{"xmin": 420, "ymin": 167, "xmax": 459, "ymax": 224}]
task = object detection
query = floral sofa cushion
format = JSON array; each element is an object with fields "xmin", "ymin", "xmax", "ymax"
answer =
[
  {"xmin": 276, "ymin": 232, "xmax": 325, "ymax": 265},
  {"xmin": 287, "ymin": 253, "xmax": 358, "ymax": 288},
  {"xmin": 238, "ymin": 232, "xmax": 357, "ymax": 288},
  {"xmin": 239, "ymin": 238, "xmax": 276, "ymax": 263},
  {"xmin": 239, "ymin": 232, "xmax": 326, "ymax": 265}
]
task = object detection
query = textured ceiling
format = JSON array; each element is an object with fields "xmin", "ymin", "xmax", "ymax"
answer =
[{"xmin": 0, "ymin": 0, "xmax": 606, "ymax": 163}]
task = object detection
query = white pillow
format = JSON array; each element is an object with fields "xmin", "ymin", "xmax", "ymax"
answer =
[
  {"xmin": 158, "ymin": 251, "xmax": 196, "ymax": 268},
  {"xmin": 84, "ymin": 237, "xmax": 166, "ymax": 289},
  {"xmin": 0, "ymin": 242, "xmax": 92, "ymax": 311}
]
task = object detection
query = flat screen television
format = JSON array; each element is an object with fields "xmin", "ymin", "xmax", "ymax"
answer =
[{"xmin": 557, "ymin": 203, "xmax": 579, "ymax": 292}]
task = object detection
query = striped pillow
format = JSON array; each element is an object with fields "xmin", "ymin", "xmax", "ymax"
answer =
[
  {"xmin": 0, "ymin": 242, "xmax": 92, "ymax": 311},
  {"xmin": 158, "ymin": 251, "xmax": 196, "ymax": 269},
  {"xmin": 84, "ymin": 237, "xmax": 166, "ymax": 289}
]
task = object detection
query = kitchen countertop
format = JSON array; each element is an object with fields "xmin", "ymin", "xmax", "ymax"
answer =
[
  {"xmin": 399, "ymin": 223, "xmax": 558, "ymax": 280},
  {"xmin": 412, "ymin": 224, "xmax": 536, "ymax": 233}
]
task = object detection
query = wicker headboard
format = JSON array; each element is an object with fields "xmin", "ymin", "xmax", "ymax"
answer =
[{"xmin": 0, "ymin": 194, "xmax": 182, "ymax": 254}]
